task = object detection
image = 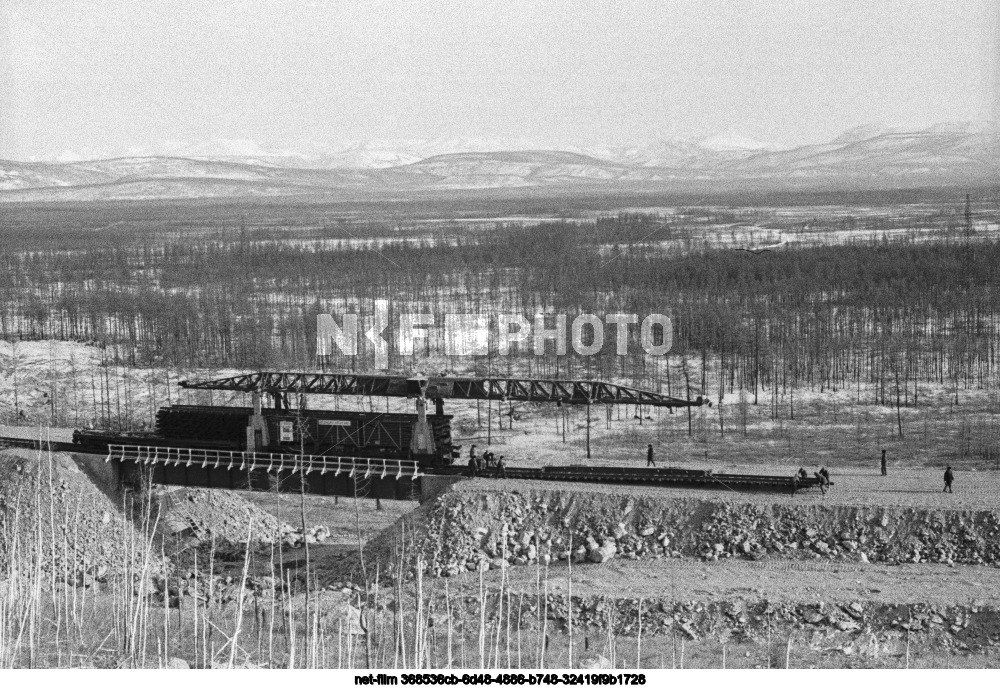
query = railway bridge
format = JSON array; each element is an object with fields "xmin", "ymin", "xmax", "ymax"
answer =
[{"xmin": 0, "ymin": 372, "xmax": 822, "ymax": 499}]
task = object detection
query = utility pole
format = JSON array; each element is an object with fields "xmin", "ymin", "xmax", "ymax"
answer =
[{"xmin": 965, "ymin": 193, "xmax": 973, "ymax": 241}]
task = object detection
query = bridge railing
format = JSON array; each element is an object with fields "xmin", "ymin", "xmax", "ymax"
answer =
[{"xmin": 106, "ymin": 444, "xmax": 422, "ymax": 479}]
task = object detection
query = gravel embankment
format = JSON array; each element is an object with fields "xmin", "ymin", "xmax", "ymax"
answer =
[{"xmin": 359, "ymin": 478, "xmax": 1000, "ymax": 581}]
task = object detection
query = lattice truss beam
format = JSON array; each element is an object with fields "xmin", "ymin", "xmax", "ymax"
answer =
[{"xmin": 179, "ymin": 372, "xmax": 703, "ymax": 408}]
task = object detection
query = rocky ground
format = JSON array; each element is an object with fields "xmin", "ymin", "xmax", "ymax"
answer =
[
  {"xmin": 4, "ymin": 442, "xmax": 1000, "ymax": 667},
  {"xmin": 0, "ymin": 448, "xmax": 342, "ymax": 581},
  {"xmin": 318, "ymin": 473, "xmax": 1000, "ymax": 665},
  {"xmin": 361, "ymin": 476, "xmax": 1000, "ymax": 577},
  {"xmin": 0, "ymin": 447, "xmax": 163, "ymax": 580}
]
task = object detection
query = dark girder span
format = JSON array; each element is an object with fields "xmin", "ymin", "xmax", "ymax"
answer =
[{"xmin": 178, "ymin": 372, "xmax": 703, "ymax": 408}]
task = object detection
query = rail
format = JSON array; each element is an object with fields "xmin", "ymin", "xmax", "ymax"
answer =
[
  {"xmin": 105, "ymin": 444, "xmax": 423, "ymax": 479},
  {"xmin": 432, "ymin": 463, "xmax": 810, "ymax": 493}
]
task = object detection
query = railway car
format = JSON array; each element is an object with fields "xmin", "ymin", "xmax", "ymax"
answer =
[{"xmin": 74, "ymin": 403, "xmax": 459, "ymax": 466}]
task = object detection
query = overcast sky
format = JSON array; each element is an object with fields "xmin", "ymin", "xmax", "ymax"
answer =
[{"xmin": 1, "ymin": 0, "xmax": 997, "ymax": 160}]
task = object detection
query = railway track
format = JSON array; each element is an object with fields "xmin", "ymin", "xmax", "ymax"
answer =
[
  {"xmin": 0, "ymin": 432, "xmax": 817, "ymax": 495},
  {"xmin": 433, "ymin": 464, "xmax": 809, "ymax": 493},
  {"xmin": 0, "ymin": 435, "xmax": 78, "ymax": 453}
]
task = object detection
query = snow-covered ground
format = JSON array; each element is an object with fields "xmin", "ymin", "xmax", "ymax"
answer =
[{"xmin": 2, "ymin": 339, "xmax": 999, "ymax": 473}]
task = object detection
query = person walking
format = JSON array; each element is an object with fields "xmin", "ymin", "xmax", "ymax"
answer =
[
  {"xmin": 943, "ymin": 466, "xmax": 954, "ymax": 493},
  {"xmin": 646, "ymin": 444, "xmax": 656, "ymax": 467},
  {"xmin": 880, "ymin": 449, "xmax": 887, "ymax": 476}
]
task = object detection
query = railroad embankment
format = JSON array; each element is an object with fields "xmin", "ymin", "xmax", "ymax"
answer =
[{"xmin": 361, "ymin": 478, "xmax": 1000, "ymax": 577}]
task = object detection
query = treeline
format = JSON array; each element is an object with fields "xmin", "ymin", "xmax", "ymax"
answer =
[{"xmin": 2, "ymin": 213, "xmax": 998, "ymax": 408}]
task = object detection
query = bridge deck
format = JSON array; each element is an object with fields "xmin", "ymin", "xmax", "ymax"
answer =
[{"xmin": 107, "ymin": 444, "xmax": 422, "ymax": 479}]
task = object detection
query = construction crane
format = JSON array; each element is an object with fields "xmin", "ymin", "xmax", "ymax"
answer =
[
  {"xmin": 178, "ymin": 371, "xmax": 703, "ymax": 408},
  {"xmin": 179, "ymin": 371, "xmax": 705, "ymax": 460}
]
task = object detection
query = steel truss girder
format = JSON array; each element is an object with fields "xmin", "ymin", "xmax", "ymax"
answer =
[{"xmin": 179, "ymin": 372, "xmax": 702, "ymax": 408}]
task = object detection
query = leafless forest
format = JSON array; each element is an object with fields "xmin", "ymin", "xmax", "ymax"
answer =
[{"xmin": 3, "ymin": 192, "xmax": 999, "ymax": 419}]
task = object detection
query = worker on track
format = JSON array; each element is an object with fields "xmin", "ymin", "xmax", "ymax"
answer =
[
  {"xmin": 880, "ymin": 449, "xmax": 887, "ymax": 476},
  {"xmin": 495, "ymin": 455, "xmax": 507, "ymax": 479},
  {"xmin": 814, "ymin": 468, "xmax": 829, "ymax": 495},
  {"xmin": 646, "ymin": 444, "xmax": 656, "ymax": 467},
  {"xmin": 943, "ymin": 466, "xmax": 954, "ymax": 493},
  {"xmin": 468, "ymin": 454, "xmax": 478, "ymax": 478}
]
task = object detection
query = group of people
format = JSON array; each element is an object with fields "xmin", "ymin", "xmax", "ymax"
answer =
[
  {"xmin": 790, "ymin": 450, "xmax": 957, "ymax": 494},
  {"xmin": 792, "ymin": 452, "xmax": 958, "ymax": 495},
  {"xmin": 792, "ymin": 466, "xmax": 832, "ymax": 493},
  {"xmin": 467, "ymin": 444, "xmax": 507, "ymax": 478}
]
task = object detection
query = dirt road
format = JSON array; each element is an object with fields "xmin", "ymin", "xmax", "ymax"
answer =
[{"xmin": 488, "ymin": 557, "xmax": 1000, "ymax": 606}]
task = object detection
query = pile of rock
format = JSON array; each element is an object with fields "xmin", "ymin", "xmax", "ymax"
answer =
[
  {"xmin": 155, "ymin": 487, "xmax": 286, "ymax": 545},
  {"xmin": 446, "ymin": 590, "xmax": 998, "ymax": 651},
  {"xmin": 392, "ymin": 487, "xmax": 1000, "ymax": 577},
  {"xmin": 690, "ymin": 502, "xmax": 1000, "ymax": 566},
  {"xmin": 155, "ymin": 488, "xmax": 334, "ymax": 552},
  {"xmin": 404, "ymin": 491, "xmax": 692, "ymax": 577},
  {"xmin": 0, "ymin": 449, "xmax": 166, "ymax": 577},
  {"xmin": 278, "ymin": 523, "xmax": 331, "ymax": 548}
]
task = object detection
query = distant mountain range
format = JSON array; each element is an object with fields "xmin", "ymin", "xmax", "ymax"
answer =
[{"xmin": 2, "ymin": 125, "xmax": 997, "ymax": 202}]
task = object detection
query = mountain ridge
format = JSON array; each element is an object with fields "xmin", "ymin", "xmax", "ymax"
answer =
[{"xmin": 2, "ymin": 126, "xmax": 997, "ymax": 202}]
